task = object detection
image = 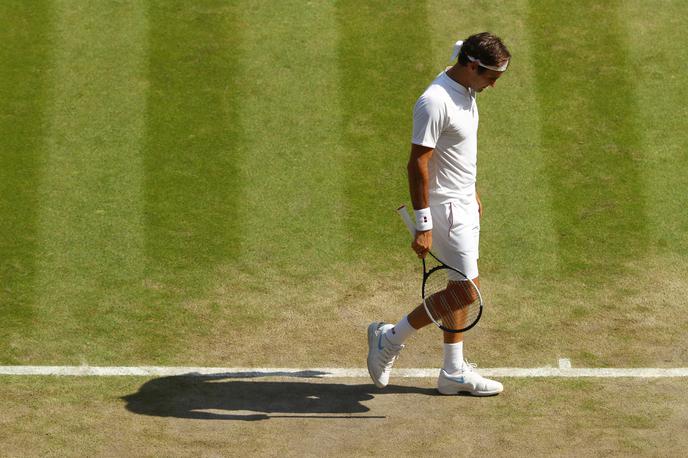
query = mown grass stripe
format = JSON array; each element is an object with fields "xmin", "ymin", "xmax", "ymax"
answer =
[
  {"xmin": 336, "ymin": 0, "xmax": 434, "ymax": 266},
  {"xmin": 33, "ymin": 1, "xmax": 148, "ymax": 363},
  {"xmin": 0, "ymin": 1, "xmax": 52, "ymax": 363},
  {"xmin": 623, "ymin": 1, "xmax": 688, "ymax": 254},
  {"xmin": 143, "ymin": 1, "xmax": 241, "ymax": 275},
  {"xmin": 236, "ymin": 1, "xmax": 345, "ymax": 271},
  {"xmin": 528, "ymin": 1, "xmax": 648, "ymax": 280},
  {"xmin": 194, "ymin": 2, "xmax": 353, "ymax": 359},
  {"xmin": 141, "ymin": 1, "xmax": 244, "ymax": 362}
]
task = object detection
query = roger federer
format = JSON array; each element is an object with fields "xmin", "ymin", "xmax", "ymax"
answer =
[{"xmin": 367, "ymin": 32, "xmax": 511, "ymax": 396}]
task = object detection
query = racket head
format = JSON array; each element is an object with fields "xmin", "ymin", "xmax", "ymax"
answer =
[{"xmin": 421, "ymin": 258, "xmax": 483, "ymax": 333}]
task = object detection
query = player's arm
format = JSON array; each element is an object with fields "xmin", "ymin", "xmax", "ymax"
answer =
[
  {"xmin": 407, "ymin": 143, "xmax": 434, "ymax": 258},
  {"xmin": 476, "ymin": 186, "xmax": 483, "ymax": 218}
]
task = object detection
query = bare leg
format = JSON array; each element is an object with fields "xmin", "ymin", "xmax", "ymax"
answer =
[
  {"xmin": 407, "ymin": 277, "xmax": 480, "ymax": 343},
  {"xmin": 407, "ymin": 302, "xmax": 433, "ymax": 329},
  {"xmin": 443, "ymin": 276, "xmax": 479, "ymax": 342}
]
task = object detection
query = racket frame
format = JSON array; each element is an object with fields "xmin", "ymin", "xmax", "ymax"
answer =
[{"xmin": 396, "ymin": 205, "xmax": 484, "ymax": 333}]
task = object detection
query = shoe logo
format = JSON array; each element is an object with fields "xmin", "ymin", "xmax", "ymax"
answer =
[{"xmin": 377, "ymin": 334, "xmax": 384, "ymax": 351}]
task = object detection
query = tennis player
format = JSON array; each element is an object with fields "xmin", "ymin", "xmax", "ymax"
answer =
[{"xmin": 367, "ymin": 32, "xmax": 511, "ymax": 396}]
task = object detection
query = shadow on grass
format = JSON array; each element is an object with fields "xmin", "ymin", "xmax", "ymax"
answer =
[{"xmin": 122, "ymin": 372, "xmax": 437, "ymax": 421}]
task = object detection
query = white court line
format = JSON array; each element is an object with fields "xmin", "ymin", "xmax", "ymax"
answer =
[{"xmin": 0, "ymin": 366, "xmax": 687, "ymax": 378}]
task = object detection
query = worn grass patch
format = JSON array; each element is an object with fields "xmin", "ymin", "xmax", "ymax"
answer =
[{"xmin": 0, "ymin": 376, "xmax": 686, "ymax": 456}]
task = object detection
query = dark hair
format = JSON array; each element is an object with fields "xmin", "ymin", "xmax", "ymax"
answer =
[{"xmin": 458, "ymin": 32, "xmax": 511, "ymax": 73}]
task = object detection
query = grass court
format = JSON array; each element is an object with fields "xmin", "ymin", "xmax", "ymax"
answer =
[{"xmin": 1, "ymin": 0, "xmax": 687, "ymax": 455}]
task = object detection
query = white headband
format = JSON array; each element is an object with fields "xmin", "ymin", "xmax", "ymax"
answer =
[{"xmin": 450, "ymin": 40, "xmax": 509, "ymax": 72}]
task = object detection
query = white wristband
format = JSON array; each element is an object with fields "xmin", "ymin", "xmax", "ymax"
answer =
[{"xmin": 414, "ymin": 208, "xmax": 432, "ymax": 231}]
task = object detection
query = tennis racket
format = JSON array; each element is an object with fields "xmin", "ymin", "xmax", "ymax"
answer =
[{"xmin": 397, "ymin": 205, "xmax": 483, "ymax": 333}]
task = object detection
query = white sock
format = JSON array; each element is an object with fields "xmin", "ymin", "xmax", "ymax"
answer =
[
  {"xmin": 384, "ymin": 316, "xmax": 416, "ymax": 345},
  {"xmin": 443, "ymin": 342, "xmax": 464, "ymax": 374}
]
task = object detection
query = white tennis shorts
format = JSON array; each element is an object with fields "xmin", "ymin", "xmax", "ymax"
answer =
[{"xmin": 430, "ymin": 196, "xmax": 480, "ymax": 281}]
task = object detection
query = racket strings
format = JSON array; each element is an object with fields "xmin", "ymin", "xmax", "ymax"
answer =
[{"xmin": 424, "ymin": 271, "xmax": 481, "ymax": 331}]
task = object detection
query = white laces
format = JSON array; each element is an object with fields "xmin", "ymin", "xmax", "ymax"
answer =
[
  {"xmin": 377, "ymin": 337, "xmax": 403, "ymax": 370},
  {"xmin": 462, "ymin": 360, "xmax": 478, "ymax": 372},
  {"xmin": 382, "ymin": 349, "xmax": 397, "ymax": 369}
]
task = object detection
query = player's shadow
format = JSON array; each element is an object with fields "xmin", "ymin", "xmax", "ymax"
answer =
[{"xmin": 122, "ymin": 371, "xmax": 437, "ymax": 421}]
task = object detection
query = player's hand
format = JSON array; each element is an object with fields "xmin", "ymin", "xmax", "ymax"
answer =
[
  {"xmin": 412, "ymin": 230, "xmax": 432, "ymax": 258},
  {"xmin": 476, "ymin": 193, "xmax": 483, "ymax": 218}
]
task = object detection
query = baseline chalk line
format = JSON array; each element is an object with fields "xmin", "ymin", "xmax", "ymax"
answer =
[{"xmin": 0, "ymin": 365, "xmax": 687, "ymax": 378}]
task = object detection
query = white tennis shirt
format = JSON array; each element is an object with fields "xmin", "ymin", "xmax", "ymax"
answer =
[{"xmin": 411, "ymin": 71, "xmax": 479, "ymax": 205}]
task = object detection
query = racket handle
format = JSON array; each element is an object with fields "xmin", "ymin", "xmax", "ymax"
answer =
[{"xmin": 396, "ymin": 205, "xmax": 416, "ymax": 237}]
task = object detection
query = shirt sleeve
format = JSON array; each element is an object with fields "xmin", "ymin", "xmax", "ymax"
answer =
[{"xmin": 411, "ymin": 92, "xmax": 446, "ymax": 148}]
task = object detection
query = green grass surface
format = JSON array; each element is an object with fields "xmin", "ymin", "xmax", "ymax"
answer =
[
  {"xmin": 0, "ymin": 0, "xmax": 687, "ymax": 371},
  {"xmin": 2, "ymin": 1, "xmax": 688, "ymax": 456},
  {"xmin": 530, "ymin": 1, "xmax": 648, "ymax": 278},
  {"xmin": 0, "ymin": 0, "xmax": 51, "ymax": 362}
]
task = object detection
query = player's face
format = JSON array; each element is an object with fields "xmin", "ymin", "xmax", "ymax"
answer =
[{"xmin": 469, "ymin": 64, "xmax": 505, "ymax": 92}]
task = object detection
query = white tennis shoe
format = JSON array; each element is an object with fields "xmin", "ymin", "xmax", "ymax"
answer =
[
  {"xmin": 366, "ymin": 322, "xmax": 404, "ymax": 388},
  {"xmin": 437, "ymin": 362, "xmax": 503, "ymax": 396}
]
